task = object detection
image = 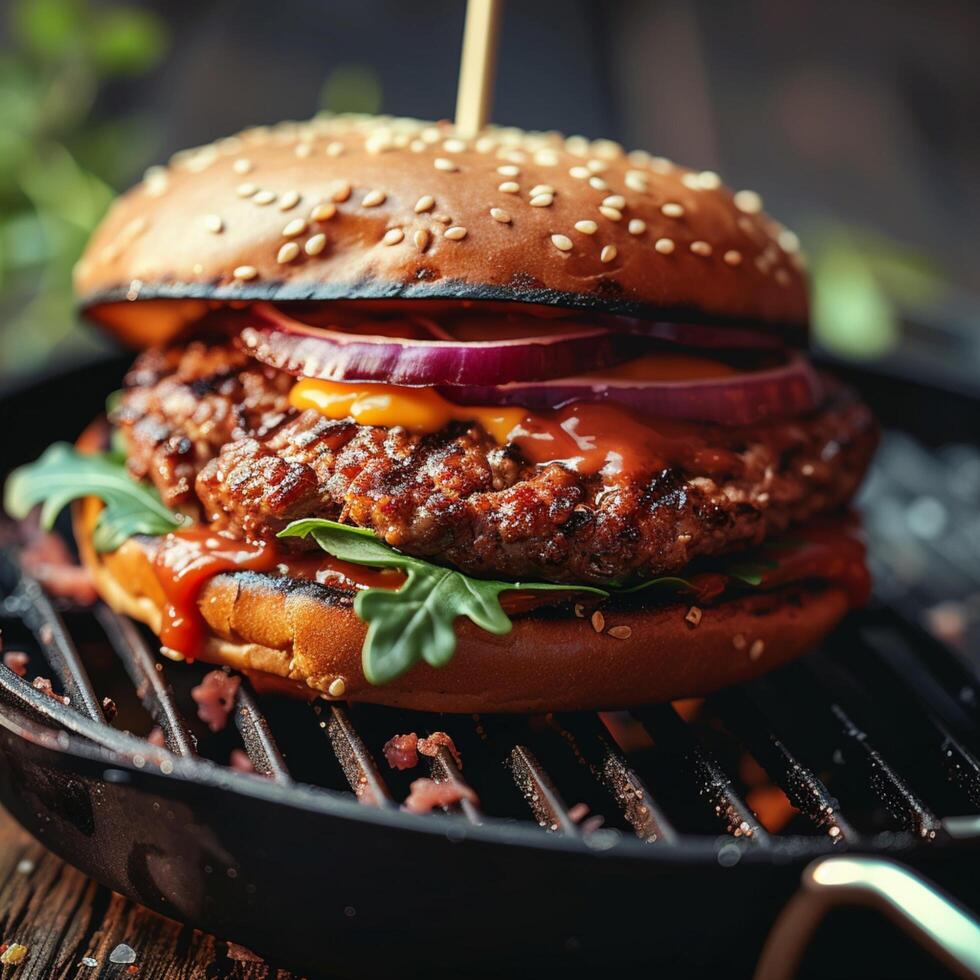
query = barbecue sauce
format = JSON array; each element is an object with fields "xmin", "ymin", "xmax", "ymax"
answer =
[
  {"xmin": 151, "ymin": 528, "xmax": 403, "ymax": 657},
  {"xmin": 291, "ymin": 380, "xmax": 743, "ymax": 480}
]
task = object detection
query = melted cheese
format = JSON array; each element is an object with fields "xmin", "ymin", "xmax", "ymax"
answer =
[{"xmin": 289, "ymin": 378, "xmax": 527, "ymax": 444}]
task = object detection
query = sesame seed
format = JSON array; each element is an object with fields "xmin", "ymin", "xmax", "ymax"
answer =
[
  {"xmin": 598, "ymin": 205, "xmax": 622, "ymax": 221},
  {"xmin": 723, "ymin": 249, "xmax": 742, "ymax": 266},
  {"xmin": 569, "ymin": 165, "xmax": 591, "ymax": 179},
  {"xmin": 328, "ymin": 677, "xmax": 347, "ymax": 697},
  {"xmin": 325, "ymin": 141, "xmax": 345, "ymax": 157},
  {"xmin": 534, "ymin": 148, "xmax": 559, "ymax": 166},
  {"xmin": 233, "ymin": 265, "xmax": 258, "ymax": 281},
  {"xmin": 749, "ymin": 639, "xmax": 765, "ymax": 660},
  {"xmin": 204, "ymin": 214, "xmax": 224, "ymax": 234},
  {"xmin": 497, "ymin": 164, "xmax": 520, "ymax": 177},
  {"xmin": 690, "ymin": 240, "xmax": 712, "ymax": 256},
  {"xmin": 530, "ymin": 184, "xmax": 554, "ymax": 197},
  {"xmin": 628, "ymin": 218, "xmax": 646, "ymax": 235},
  {"xmin": 685, "ymin": 606, "xmax": 702, "ymax": 627},
  {"xmin": 433, "ymin": 213, "xmax": 452, "ymax": 224},
  {"xmin": 310, "ymin": 201, "xmax": 337, "ymax": 222},
  {"xmin": 498, "ymin": 181, "xmax": 520, "ymax": 194},
  {"xmin": 698, "ymin": 170, "xmax": 722, "ymax": 189},
  {"xmin": 365, "ymin": 134, "xmax": 392, "ymax": 154},
  {"xmin": 649, "ymin": 155, "xmax": 673, "ymax": 173},
  {"xmin": 330, "ymin": 180, "xmax": 352, "ymax": 202},
  {"xmin": 551, "ymin": 234, "xmax": 573, "ymax": 252},
  {"xmin": 589, "ymin": 176, "xmax": 608, "ymax": 190},
  {"xmin": 608, "ymin": 625, "xmax": 632, "ymax": 640},
  {"xmin": 361, "ymin": 189, "xmax": 386, "ymax": 207},
  {"xmin": 414, "ymin": 228, "xmax": 430, "ymax": 251},
  {"xmin": 734, "ymin": 189, "xmax": 763, "ymax": 214},
  {"xmin": 775, "ymin": 268, "xmax": 791, "ymax": 285},
  {"xmin": 277, "ymin": 241, "xmax": 300, "ymax": 263},
  {"xmin": 587, "ymin": 159, "xmax": 607, "ymax": 173},
  {"xmin": 434, "ymin": 157, "xmax": 458, "ymax": 172},
  {"xmin": 655, "ymin": 238, "xmax": 675, "ymax": 254},
  {"xmin": 253, "ymin": 190, "xmax": 276, "ymax": 206},
  {"xmin": 624, "ymin": 170, "xmax": 648, "ymax": 192},
  {"xmin": 444, "ymin": 225, "xmax": 467, "ymax": 240},
  {"xmin": 778, "ymin": 228, "xmax": 800, "ymax": 253},
  {"xmin": 600, "ymin": 244, "xmax": 617, "ymax": 263},
  {"xmin": 305, "ymin": 233, "xmax": 327, "ymax": 256},
  {"xmin": 310, "ymin": 201, "xmax": 337, "ymax": 221},
  {"xmin": 574, "ymin": 219, "xmax": 598, "ymax": 235},
  {"xmin": 490, "ymin": 207, "xmax": 511, "ymax": 223},
  {"xmin": 143, "ymin": 165, "xmax": 168, "ymax": 196},
  {"xmin": 443, "ymin": 137, "xmax": 466, "ymax": 153},
  {"xmin": 282, "ymin": 218, "xmax": 308, "ymax": 238},
  {"xmin": 232, "ymin": 158, "xmax": 253, "ymax": 174},
  {"xmin": 574, "ymin": 603, "xmax": 585, "ymax": 618},
  {"xmin": 382, "ymin": 227, "xmax": 404, "ymax": 245},
  {"xmin": 661, "ymin": 202, "xmax": 685, "ymax": 218},
  {"xmin": 475, "ymin": 135, "xmax": 497, "ymax": 153},
  {"xmin": 681, "ymin": 173, "xmax": 702, "ymax": 190},
  {"xmin": 294, "ymin": 143, "xmax": 312, "ymax": 158},
  {"xmin": 602, "ymin": 194, "xmax": 626, "ymax": 210},
  {"xmin": 409, "ymin": 139, "xmax": 426, "ymax": 153},
  {"xmin": 236, "ymin": 182, "xmax": 258, "ymax": 198},
  {"xmin": 591, "ymin": 610, "xmax": 605, "ymax": 632},
  {"xmin": 732, "ymin": 633, "xmax": 747, "ymax": 650},
  {"xmin": 278, "ymin": 190, "xmax": 301, "ymax": 211},
  {"xmin": 530, "ymin": 194, "xmax": 554, "ymax": 207},
  {"xmin": 412, "ymin": 195, "xmax": 435, "ymax": 214}
]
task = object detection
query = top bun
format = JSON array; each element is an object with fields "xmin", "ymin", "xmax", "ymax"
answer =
[{"xmin": 76, "ymin": 114, "xmax": 808, "ymax": 341}]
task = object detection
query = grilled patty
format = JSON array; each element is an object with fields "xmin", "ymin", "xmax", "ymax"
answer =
[{"xmin": 115, "ymin": 337, "xmax": 876, "ymax": 585}]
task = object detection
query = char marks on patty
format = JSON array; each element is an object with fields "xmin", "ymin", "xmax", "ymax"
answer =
[{"xmin": 114, "ymin": 337, "xmax": 876, "ymax": 585}]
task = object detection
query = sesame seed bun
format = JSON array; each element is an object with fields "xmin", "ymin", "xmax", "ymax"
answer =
[
  {"xmin": 76, "ymin": 114, "xmax": 808, "ymax": 346},
  {"xmin": 74, "ymin": 495, "xmax": 847, "ymax": 713}
]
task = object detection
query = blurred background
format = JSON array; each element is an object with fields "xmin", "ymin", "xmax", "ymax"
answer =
[{"xmin": 0, "ymin": 0, "xmax": 977, "ymax": 384}]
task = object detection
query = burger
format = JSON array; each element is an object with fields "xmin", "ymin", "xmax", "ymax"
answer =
[{"xmin": 4, "ymin": 115, "xmax": 876, "ymax": 712}]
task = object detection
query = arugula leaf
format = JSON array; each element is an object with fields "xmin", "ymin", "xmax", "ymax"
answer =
[
  {"xmin": 614, "ymin": 575, "xmax": 694, "ymax": 595},
  {"xmin": 279, "ymin": 518, "xmax": 608, "ymax": 685},
  {"xmin": 3, "ymin": 442, "xmax": 184, "ymax": 551},
  {"xmin": 725, "ymin": 559, "xmax": 778, "ymax": 587}
]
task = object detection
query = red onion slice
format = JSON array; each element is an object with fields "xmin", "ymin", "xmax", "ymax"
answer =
[
  {"xmin": 439, "ymin": 353, "xmax": 824, "ymax": 425},
  {"xmin": 239, "ymin": 303, "xmax": 637, "ymax": 386}
]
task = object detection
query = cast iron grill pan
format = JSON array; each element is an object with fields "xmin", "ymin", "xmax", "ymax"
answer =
[{"xmin": 0, "ymin": 358, "xmax": 978, "ymax": 978}]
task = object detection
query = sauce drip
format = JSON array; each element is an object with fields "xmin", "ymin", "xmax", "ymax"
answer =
[
  {"xmin": 510, "ymin": 403, "xmax": 741, "ymax": 478},
  {"xmin": 291, "ymin": 377, "xmax": 743, "ymax": 480},
  {"xmin": 151, "ymin": 528, "xmax": 403, "ymax": 657}
]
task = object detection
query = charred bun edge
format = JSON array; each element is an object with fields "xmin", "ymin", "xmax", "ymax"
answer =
[
  {"xmin": 80, "ymin": 277, "xmax": 808, "ymax": 337},
  {"xmin": 74, "ymin": 499, "xmax": 848, "ymax": 713}
]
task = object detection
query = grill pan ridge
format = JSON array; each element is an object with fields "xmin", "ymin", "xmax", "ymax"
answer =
[{"xmin": 0, "ymin": 358, "xmax": 979, "ymax": 978}]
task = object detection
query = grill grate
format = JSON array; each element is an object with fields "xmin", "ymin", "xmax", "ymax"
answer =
[{"xmin": 1, "ymin": 528, "xmax": 979, "ymax": 860}]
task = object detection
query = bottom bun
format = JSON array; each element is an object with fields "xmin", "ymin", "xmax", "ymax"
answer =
[{"xmin": 75, "ymin": 499, "xmax": 848, "ymax": 712}]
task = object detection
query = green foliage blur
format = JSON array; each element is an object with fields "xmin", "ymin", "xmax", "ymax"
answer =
[{"xmin": 0, "ymin": 0, "xmax": 169, "ymax": 381}]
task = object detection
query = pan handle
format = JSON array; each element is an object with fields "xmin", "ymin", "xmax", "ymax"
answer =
[{"xmin": 754, "ymin": 856, "xmax": 980, "ymax": 980}]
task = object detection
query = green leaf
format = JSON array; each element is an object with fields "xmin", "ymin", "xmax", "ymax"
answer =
[
  {"xmin": 12, "ymin": 0, "xmax": 82, "ymax": 62},
  {"xmin": 614, "ymin": 575, "xmax": 694, "ymax": 595},
  {"xmin": 88, "ymin": 7, "xmax": 169, "ymax": 76},
  {"xmin": 4, "ymin": 442, "xmax": 183, "ymax": 551},
  {"xmin": 725, "ymin": 562, "xmax": 775, "ymax": 587},
  {"xmin": 279, "ymin": 518, "xmax": 607, "ymax": 685}
]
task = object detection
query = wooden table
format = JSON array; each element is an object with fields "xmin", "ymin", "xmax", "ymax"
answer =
[{"xmin": 0, "ymin": 808, "xmax": 301, "ymax": 979}]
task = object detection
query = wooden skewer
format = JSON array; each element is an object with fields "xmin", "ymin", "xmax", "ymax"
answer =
[{"xmin": 454, "ymin": 0, "xmax": 503, "ymax": 138}]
